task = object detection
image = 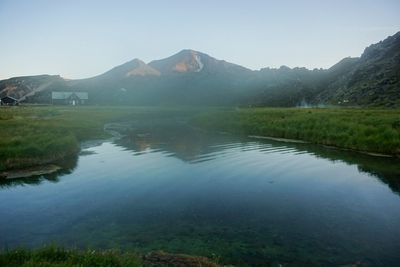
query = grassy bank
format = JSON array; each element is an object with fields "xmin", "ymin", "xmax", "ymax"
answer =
[
  {"xmin": 0, "ymin": 106, "xmax": 209, "ymax": 171},
  {"xmin": 193, "ymin": 108, "xmax": 400, "ymax": 156},
  {"xmin": 0, "ymin": 106, "xmax": 134, "ymax": 171},
  {"xmin": 2, "ymin": 106, "xmax": 400, "ymax": 171}
]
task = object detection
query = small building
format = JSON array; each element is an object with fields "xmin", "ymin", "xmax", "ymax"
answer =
[
  {"xmin": 0, "ymin": 96, "xmax": 19, "ymax": 106},
  {"xmin": 51, "ymin": 91, "xmax": 88, "ymax": 105}
]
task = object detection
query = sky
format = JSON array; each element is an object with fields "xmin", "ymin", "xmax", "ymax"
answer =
[{"xmin": 0, "ymin": 0, "xmax": 399, "ymax": 80}]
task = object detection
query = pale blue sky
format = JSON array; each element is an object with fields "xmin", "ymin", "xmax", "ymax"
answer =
[{"xmin": 0, "ymin": 0, "xmax": 399, "ymax": 79}]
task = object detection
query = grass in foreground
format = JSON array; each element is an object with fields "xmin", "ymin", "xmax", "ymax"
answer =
[
  {"xmin": 0, "ymin": 247, "xmax": 223, "ymax": 267},
  {"xmin": 0, "ymin": 246, "xmax": 142, "ymax": 267},
  {"xmin": 193, "ymin": 107, "xmax": 400, "ymax": 156}
]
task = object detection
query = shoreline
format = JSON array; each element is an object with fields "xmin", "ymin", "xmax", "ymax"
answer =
[
  {"xmin": 0, "ymin": 122, "xmax": 128, "ymax": 180},
  {"xmin": 248, "ymin": 135, "xmax": 394, "ymax": 158},
  {"xmin": 193, "ymin": 108, "xmax": 400, "ymax": 158},
  {"xmin": 0, "ymin": 164, "xmax": 62, "ymax": 180},
  {"xmin": 1, "ymin": 107, "xmax": 399, "ymax": 179},
  {"xmin": 1, "ymin": 123, "xmax": 396, "ymax": 181}
]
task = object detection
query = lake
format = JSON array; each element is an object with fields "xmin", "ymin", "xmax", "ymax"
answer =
[{"xmin": 1, "ymin": 120, "xmax": 400, "ymax": 266}]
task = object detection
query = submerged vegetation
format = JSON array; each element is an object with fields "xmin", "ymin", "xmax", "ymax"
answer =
[{"xmin": 194, "ymin": 108, "xmax": 400, "ymax": 156}]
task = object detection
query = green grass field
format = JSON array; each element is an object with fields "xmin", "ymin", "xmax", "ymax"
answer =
[
  {"xmin": 1, "ymin": 106, "xmax": 399, "ymax": 172},
  {"xmin": 193, "ymin": 107, "xmax": 400, "ymax": 156}
]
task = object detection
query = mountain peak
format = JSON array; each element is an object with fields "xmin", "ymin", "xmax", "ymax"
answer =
[
  {"xmin": 149, "ymin": 49, "xmax": 206, "ymax": 74},
  {"xmin": 361, "ymin": 30, "xmax": 400, "ymax": 61},
  {"xmin": 176, "ymin": 49, "xmax": 202, "ymax": 55},
  {"xmin": 178, "ymin": 48, "xmax": 195, "ymax": 53},
  {"xmin": 129, "ymin": 58, "xmax": 145, "ymax": 64},
  {"xmin": 148, "ymin": 49, "xmax": 251, "ymax": 75},
  {"xmin": 100, "ymin": 58, "xmax": 160, "ymax": 78}
]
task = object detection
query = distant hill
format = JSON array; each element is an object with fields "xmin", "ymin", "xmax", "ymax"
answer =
[
  {"xmin": 0, "ymin": 75, "xmax": 65, "ymax": 101},
  {"xmin": 1, "ymin": 31, "xmax": 399, "ymax": 107}
]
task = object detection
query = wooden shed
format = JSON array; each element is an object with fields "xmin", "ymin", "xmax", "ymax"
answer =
[{"xmin": 0, "ymin": 96, "xmax": 19, "ymax": 106}]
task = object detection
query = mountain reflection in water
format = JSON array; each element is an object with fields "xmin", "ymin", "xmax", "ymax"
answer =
[{"xmin": 113, "ymin": 121, "xmax": 400, "ymax": 194}]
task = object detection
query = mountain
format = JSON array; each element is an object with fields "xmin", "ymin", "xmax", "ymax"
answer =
[
  {"xmin": 241, "ymin": 31, "xmax": 400, "ymax": 107},
  {"xmin": 148, "ymin": 49, "xmax": 251, "ymax": 75},
  {"xmin": 70, "ymin": 49, "xmax": 255, "ymax": 105},
  {"xmin": 97, "ymin": 59, "xmax": 160, "ymax": 78},
  {"xmin": 0, "ymin": 75, "xmax": 66, "ymax": 101},
  {"xmin": 1, "ymin": 32, "xmax": 399, "ymax": 107},
  {"xmin": 332, "ymin": 31, "xmax": 400, "ymax": 106},
  {"xmin": 149, "ymin": 50, "xmax": 206, "ymax": 74}
]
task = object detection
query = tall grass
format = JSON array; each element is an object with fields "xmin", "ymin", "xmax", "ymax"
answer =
[{"xmin": 193, "ymin": 108, "xmax": 400, "ymax": 156}]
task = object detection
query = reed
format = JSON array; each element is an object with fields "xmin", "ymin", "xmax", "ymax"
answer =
[{"xmin": 193, "ymin": 107, "xmax": 400, "ymax": 156}]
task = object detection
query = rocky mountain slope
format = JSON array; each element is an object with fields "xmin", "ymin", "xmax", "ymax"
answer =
[
  {"xmin": 1, "ymin": 31, "xmax": 399, "ymax": 107},
  {"xmin": 334, "ymin": 31, "xmax": 400, "ymax": 106},
  {"xmin": 0, "ymin": 75, "xmax": 65, "ymax": 101}
]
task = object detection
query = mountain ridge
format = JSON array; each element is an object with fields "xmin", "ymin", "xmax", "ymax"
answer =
[
  {"xmin": 100, "ymin": 58, "xmax": 161, "ymax": 78},
  {"xmin": 1, "ymin": 31, "xmax": 399, "ymax": 107}
]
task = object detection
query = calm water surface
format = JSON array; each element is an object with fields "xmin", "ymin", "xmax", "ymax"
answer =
[{"xmin": 1, "ymin": 121, "xmax": 400, "ymax": 266}]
